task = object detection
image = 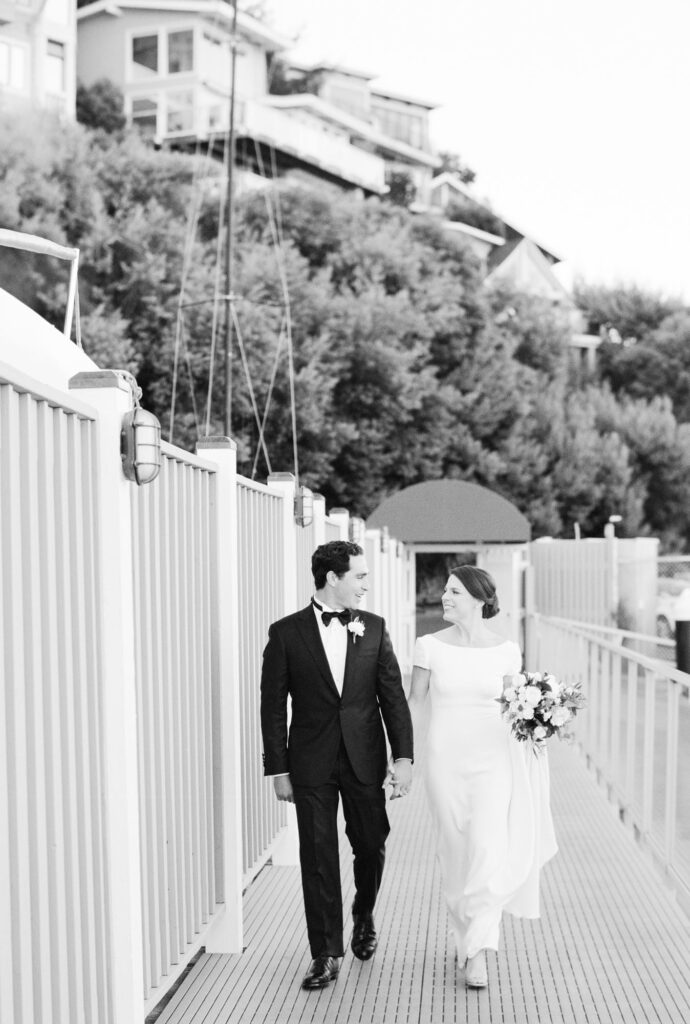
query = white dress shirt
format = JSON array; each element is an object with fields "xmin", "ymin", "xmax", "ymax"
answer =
[{"xmin": 313, "ymin": 600, "xmax": 348, "ymax": 696}]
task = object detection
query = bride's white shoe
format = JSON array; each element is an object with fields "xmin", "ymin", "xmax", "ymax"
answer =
[{"xmin": 465, "ymin": 951, "xmax": 488, "ymax": 988}]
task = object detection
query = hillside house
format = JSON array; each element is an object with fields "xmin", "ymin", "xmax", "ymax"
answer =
[{"xmin": 0, "ymin": 0, "xmax": 76, "ymax": 116}]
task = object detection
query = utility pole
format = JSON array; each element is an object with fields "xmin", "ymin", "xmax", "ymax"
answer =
[{"xmin": 223, "ymin": 0, "xmax": 238, "ymax": 437}]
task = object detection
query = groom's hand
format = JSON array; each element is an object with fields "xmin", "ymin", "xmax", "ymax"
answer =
[
  {"xmin": 391, "ymin": 758, "xmax": 412, "ymax": 798},
  {"xmin": 273, "ymin": 775, "xmax": 294, "ymax": 803}
]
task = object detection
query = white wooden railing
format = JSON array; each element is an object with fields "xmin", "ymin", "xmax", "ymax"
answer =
[
  {"xmin": 131, "ymin": 444, "xmax": 220, "ymax": 999},
  {"xmin": 236, "ymin": 476, "xmax": 287, "ymax": 885},
  {"xmin": 1, "ymin": 358, "xmax": 415, "ymax": 1023},
  {"xmin": 0, "ymin": 366, "xmax": 111, "ymax": 1024},
  {"xmin": 531, "ymin": 614, "xmax": 690, "ymax": 909}
]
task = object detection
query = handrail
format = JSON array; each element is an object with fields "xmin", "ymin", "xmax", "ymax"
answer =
[
  {"xmin": 553, "ymin": 617, "xmax": 674, "ymax": 650},
  {"xmin": 0, "ymin": 228, "xmax": 82, "ymax": 347},
  {"xmin": 538, "ymin": 614, "xmax": 682, "ymax": 678},
  {"xmin": 532, "ymin": 612, "xmax": 690, "ymax": 911}
]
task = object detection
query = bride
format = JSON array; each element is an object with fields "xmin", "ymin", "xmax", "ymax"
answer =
[{"xmin": 408, "ymin": 565, "xmax": 557, "ymax": 988}]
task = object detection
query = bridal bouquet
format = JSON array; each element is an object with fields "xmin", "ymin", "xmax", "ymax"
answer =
[{"xmin": 497, "ymin": 671, "xmax": 586, "ymax": 753}]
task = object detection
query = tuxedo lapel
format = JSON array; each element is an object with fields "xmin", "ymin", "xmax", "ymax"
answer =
[
  {"xmin": 294, "ymin": 606, "xmax": 340, "ymax": 696},
  {"xmin": 342, "ymin": 615, "xmax": 366, "ymax": 695}
]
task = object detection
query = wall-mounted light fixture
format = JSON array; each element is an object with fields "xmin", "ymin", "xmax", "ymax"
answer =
[
  {"xmin": 294, "ymin": 485, "xmax": 314, "ymax": 527},
  {"xmin": 121, "ymin": 404, "xmax": 162, "ymax": 485}
]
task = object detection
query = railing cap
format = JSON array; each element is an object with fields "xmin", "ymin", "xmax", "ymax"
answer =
[
  {"xmin": 69, "ymin": 369, "xmax": 130, "ymax": 392},
  {"xmin": 197, "ymin": 435, "xmax": 237, "ymax": 450}
]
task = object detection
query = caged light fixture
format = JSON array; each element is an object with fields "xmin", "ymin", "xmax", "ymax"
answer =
[
  {"xmin": 120, "ymin": 373, "xmax": 162, "ymax": 485},
  {"xmin": 294, "ymin": 485, "xmax": 314, "ymax": 527}
]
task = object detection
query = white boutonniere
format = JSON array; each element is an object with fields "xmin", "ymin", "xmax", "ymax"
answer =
[{"xmin": 348, "ymin": 617, "xmax": 365, "ymax": 643}]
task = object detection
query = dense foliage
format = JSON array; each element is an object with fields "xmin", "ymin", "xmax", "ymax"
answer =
[{"xmin": 2, "ymin": 111, "xmax": 690, "ymax": 547}]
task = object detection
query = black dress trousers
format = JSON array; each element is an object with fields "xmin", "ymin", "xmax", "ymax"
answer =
[{"xmin": 292, "ymin": 742, "xmax": 390, "ymax": 957}]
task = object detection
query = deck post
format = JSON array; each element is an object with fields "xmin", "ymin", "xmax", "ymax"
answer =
[
  {"xmin": 266, "ymin": 472, "xmax": 300, "ymax": 865},
  {"xmin": 312, "ymin": 493, "xmax": 327, "ymax": 547},
  {"xmin": 197, "ymin": 437, "xmax": 244, "ymax": 952},
  {"xmin": 68, "ymin": 370, "xmax": 146, "ymax": 1023}
]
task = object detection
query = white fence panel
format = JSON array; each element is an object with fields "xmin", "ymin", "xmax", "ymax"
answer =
[
  {"xmin": 295, "ymin": 517, "xmax": 317, "ymax": 608},
  {"xmin": 0, "ymin": 371, "xmax": 112, "ymax": 1024},
  {"xmin": 131, "ymin": 443, "xmax": 220, "ymax": 998},
  {"xmin": 236, "ymin": 477, "xmax": 288, "ymax": 883}
]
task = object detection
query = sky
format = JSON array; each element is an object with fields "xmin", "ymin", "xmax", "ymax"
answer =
[{"xmin": 273, "ymin": 0, "xmax": 690, "ymax": 301}]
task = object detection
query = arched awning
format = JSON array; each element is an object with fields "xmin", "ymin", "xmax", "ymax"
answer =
[{"xmin": 367, "ymin": 480, "xmax": 530, "ymax": 545}]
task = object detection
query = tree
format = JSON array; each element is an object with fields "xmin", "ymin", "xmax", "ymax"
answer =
[
  {"xmin": 444, "ymin": 197, "xmax": 505, "ymax": 238},
  {"xmin": 76, "ymin": 78, "xmax": 126, "ymax": 134},
  {"xmin": 437, "ymin": 151, "xmax": 476, "ymax": 185},
  {"xmin": 574, "ymin": 281, "xmax": 682, "ymax": 343},
  {"xmin": 385, "ymin": 170, "xmax": 416, "ymax": 208},
  {"xmin": 4, "ymin": 110, "xmax": 690, "ymax": 546},
  {"xmin": 486, "ymin": 284, "xmax": 571, "ymax": 377}
]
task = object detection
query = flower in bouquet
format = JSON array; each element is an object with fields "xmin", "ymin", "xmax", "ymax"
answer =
[{"xmin": 497, "ymin": 670, "xmax": 586, "ymax": 753}]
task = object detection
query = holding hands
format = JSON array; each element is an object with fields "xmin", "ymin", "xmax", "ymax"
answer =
[{"xmin": 386, "ymin": 758, "xmax": 413, "ymax": 799}]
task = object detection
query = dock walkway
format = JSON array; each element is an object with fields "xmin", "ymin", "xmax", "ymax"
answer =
[{"xmin": 153, "ymin": 742, "xmax": 690, "ymax": 1023}]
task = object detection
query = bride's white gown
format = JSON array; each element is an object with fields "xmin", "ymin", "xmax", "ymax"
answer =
[{"xmin": 414, "ymin": 634, "xmax": 558, "ymax": 961}]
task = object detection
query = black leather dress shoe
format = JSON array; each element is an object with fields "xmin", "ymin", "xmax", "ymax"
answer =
[
  {"xmin": 301, "ymin": 955, "xmax": 340, "ymax": 990},
  {"xmin": 351, "ymin": 913, "xmax": 378, "ymax": 960}
]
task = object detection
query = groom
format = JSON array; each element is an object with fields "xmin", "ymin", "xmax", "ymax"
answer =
[{"xmin": 260, "ymin": 539, "xmax": 413, "ymax": 990}]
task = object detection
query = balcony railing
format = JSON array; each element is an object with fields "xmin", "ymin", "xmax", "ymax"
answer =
[
  {"xmin": 236, "ymin": 99, "xmax": 387, "ymax": 194},
  {"xmin": 127, "ymin": 86, "xmax": 387, "ymax": 195}
]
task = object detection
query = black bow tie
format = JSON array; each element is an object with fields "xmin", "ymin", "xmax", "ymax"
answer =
[{"xmin": 313, "ymin": 599, "xmax": 350, "ymax": 627}]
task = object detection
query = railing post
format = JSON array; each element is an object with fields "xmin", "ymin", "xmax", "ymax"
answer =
[
  {"xmin": 266, "ymin": 472, "xmax": 299, "ymax": 866},
  {"xmin": 312, "ymin": 493, "xmax": 327, "ymax": 548},
  {"xmin": 524, "ymin": 563, "xmax": 536, "ymax": 668},
  {"xmin": 196, "ymin": 437, "xmax": 243, "ymax": 953},
  {"xmin": 268, "ymin": 472, "xmax": 298, "ymax": 615},
  {"xmin": 365, "ymin": 528, "xmax": 382, "ymax": 614},
  {"xmin": 328, "ymin": 507, "xmax": 350, "ymax": 540},
  {"xmin": 68, "ymin": 371, "xmax": 145, "ymax": 1023}
]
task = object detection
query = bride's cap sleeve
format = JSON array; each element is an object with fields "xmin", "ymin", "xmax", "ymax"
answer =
[{"xmin": 413, "ymin": 635, "xmax": 431, "ymax": 670}]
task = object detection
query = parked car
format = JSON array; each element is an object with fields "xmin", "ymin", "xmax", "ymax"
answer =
[{"xmin": 656, "ymin": 579, "xmax": 690, "ymax": 638}]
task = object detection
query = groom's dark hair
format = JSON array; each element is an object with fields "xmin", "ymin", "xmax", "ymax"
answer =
[{"xmin": 312, "ymin": 540, "xmax": 364, "ymax": 589}]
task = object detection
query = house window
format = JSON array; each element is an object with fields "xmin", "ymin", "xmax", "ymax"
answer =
[
  {"xmin": 131, "ymin": 95, "xmax": 158, "ymax": 136},
  {"xmin": 168, "ymin": 30, "xmax": 193, "ymax": 74},
  {"xmin": 0, "ymin": 38, "xmax": 27, "ymax": 91},
  {"xmin": 45, "ymin": 39, "xmax": 65, "ymax": 94},
  {"xmin": 132, "ymin": 34, "xmax": 158, "ymax": 79},
  {"xmin": 166, "ymin": 89, "xmax": 194, "ymax": 133}
]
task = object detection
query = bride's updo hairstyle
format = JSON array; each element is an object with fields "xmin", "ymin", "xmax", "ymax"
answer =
[{"xmin": 449, "ymin": 565, "xmax": 500, "ymax": 619}]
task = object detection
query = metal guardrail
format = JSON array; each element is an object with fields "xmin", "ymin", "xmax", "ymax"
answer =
[
  {"xmin": 532, "ymin": 613, "xmax": 690, "ymax": 910},
  {"xmin": 0, "ymin": 229, "xmax": 81, "ymax": 345}
]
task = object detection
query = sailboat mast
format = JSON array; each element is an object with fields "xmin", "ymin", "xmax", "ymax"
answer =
[{"xmin": 224, "ymin": 0, "xmax": 239, "ymax": 437}]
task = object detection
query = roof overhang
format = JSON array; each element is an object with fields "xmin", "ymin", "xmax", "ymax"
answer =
[
  {"xmin": 368, "ymin": 480, "xmax": 531, "ymax": 545},
  {"xmin": 431, "ymin": 172, "xmax": 562, "ymax": 264},
  {"xmin": 77, "ymin": 0, "xmax": 291, "ymax": 49}
]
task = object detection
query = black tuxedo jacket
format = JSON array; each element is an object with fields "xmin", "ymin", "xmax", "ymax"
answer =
[{"xmin": 260, "ymin": 605, "xmax": 413, "ymax": 787}]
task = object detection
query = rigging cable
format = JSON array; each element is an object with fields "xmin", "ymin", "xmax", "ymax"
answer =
[
  {"xmin": 170, "ymin": 134, "xmax": 216, "ymax": 443},
  {"xmin": 204, "ymin": 129, "xmax": 230, "ymax": 435},
  {"xmin": 251, "ymin": 312, "xmax": 286, "ymax": 479},
  {"xmin": 231, "ymin": 302, "xmax": 273, "ymax": 473},
  {"xmin": 252, "ymin": 136, "xmax": 299, "ymax": 480}
]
